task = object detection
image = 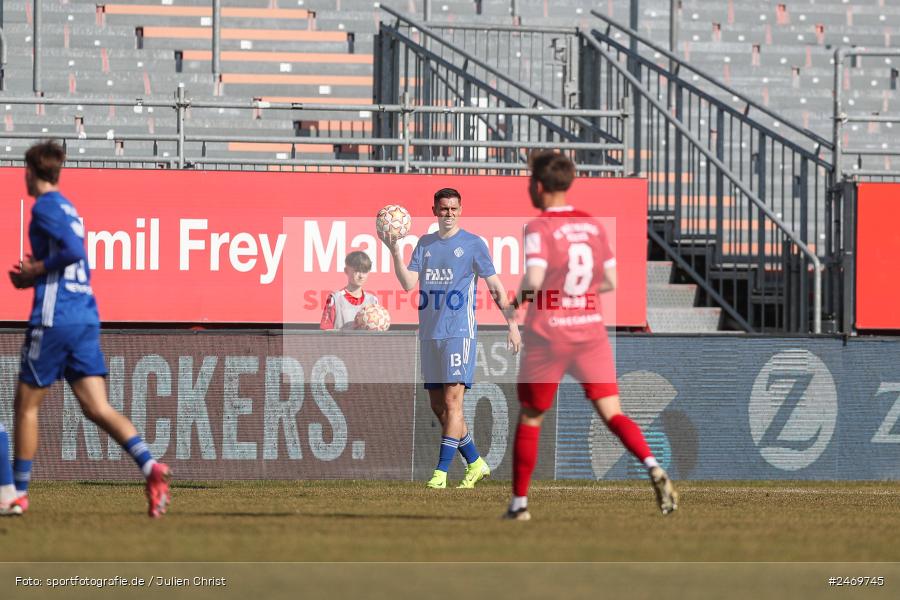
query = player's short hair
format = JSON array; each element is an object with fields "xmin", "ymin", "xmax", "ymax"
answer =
[
  {"xmin": 433, "ymin": 187, "xmax": 462, "ymax": 205},
  {"xmin": 345, "ymin": 250, "xmax": 373, "ymax": 273},
  {"xmin": 25, "ymin": 140, "xmax": 66, "ymax": 185},
  {"xmin": 529, "ymin": 151, "xmax": 576, "ymax": 192}
]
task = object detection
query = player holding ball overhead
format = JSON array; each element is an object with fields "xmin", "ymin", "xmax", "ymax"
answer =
[{"xmin": 380, "ymin": 190, "xmax": 520, "ymax": 489}]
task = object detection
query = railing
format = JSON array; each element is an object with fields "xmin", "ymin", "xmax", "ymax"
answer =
[
  {"xmin": 0, "ymin": 6, "xmax": 837, "ymax": 332},
  {"xmin": 580, "ymin": 34, "xmax": 822, "ymax": 333},
  {"xmin": 830, "ymin": 48, "xmax": 900, "ymax": 332},
  {"xmin": 591, "ymin": 11, "xmax": 833, "ymax": 156},
  {"xmin": 0, "ymin": 26, "xmax": 7, "ymax": 92},
  {"xmin": 0, "ymin": 85, "xmax": 626, "ymax": 175},
  {"xmin": 584, "ymin": 13, "xmax": 839, "ymax": 333},
  {"xmin": 375, "ymin": 6, "xmax": 624, "ymax": 174},
  {"xmin": 395, "ymin": 12, "xmax": 832, "ymax": 331},
  {"xmin": 421, "ymin": 21, "xmax": 579, "ymax": 109},
  {"xmin": 833, "ymin": 47, "xmax": 900, "ymax": 182},
  {"xmin": 588, "ymin": 14, "xmax": 834, "ymax": 259}
]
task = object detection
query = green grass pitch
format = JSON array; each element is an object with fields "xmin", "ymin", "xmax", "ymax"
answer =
[{"xmin": 2, "ymin": 479, "xmax": 899, "ymax": 562}]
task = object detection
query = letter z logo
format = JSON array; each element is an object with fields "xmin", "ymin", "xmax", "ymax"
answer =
[
  {"xmin": 872, "ymin": 382, "xmax": 900, "ymax": 443},
  {"xmin": 749, "ymin": 349, "xmax": 837, "ymax": 471},
  {"xmin": 757, "ymin": 372, "xmax": 817, "ymax": 452}
]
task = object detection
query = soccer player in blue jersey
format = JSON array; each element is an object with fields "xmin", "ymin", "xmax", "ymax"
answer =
[
  {"xmin": 1, "ymin": 141, "xmax": 171, "ymax": 518},
  {"xmin": 386, "ymin": 188, "xmax": 520, "ymax": 489}
]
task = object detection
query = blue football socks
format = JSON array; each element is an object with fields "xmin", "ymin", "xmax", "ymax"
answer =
[
  {"xmin": 124, "ymin": 436, "xmax": 156, "ymax": 478},
  {"xmin": 13, "ymin": 458, "xmax": 32, "ymax": 496},
  {"xmin": 0, "ymin": 424, "xmax": 15, "ymax": 502},
  {"xmin": 457, "ymin": 431, "xmax": 481, "ymax": 465},
  {"xmin": 437, "ymin": 436, "xmax": 459, "ymax": 472}
]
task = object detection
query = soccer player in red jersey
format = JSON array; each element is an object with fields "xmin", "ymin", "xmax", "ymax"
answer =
[{"xmin": 503, "ymin": 151, "xmax": 678, "ymax": 520}]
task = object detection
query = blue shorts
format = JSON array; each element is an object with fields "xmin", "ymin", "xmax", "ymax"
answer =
[
  {"xmin": 19, "ymin": 325, "xmax": 108, "ymax": 388},
  {"xmin": 421, "ymin": 337, "xmax": 476, "ymax": 390}
]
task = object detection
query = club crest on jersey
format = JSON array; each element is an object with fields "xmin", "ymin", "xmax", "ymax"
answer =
[
  {"xmin": 425, "ymin": 268, "xmax": 454, "ymax": 283},
  {"xmin": 454, "ymin": 247, "xmax": 464, "ymax": 258},
  {"xmin": 59, "ymin": 203, "xmax": 80, "ymax": 218}
]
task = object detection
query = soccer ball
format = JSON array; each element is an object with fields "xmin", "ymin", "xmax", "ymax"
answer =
[
  {"xmin": 355, "ymin": 303, "xmax": 391, "ymax": 331},
  {"xmin": 376, "ymin": 205, "xmax": 412, "ymax": 242}
]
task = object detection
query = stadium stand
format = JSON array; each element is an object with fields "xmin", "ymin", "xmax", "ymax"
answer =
[
  {"xmin": 2, "ymin": 1, "xmax": 897, "ymax": 162},
  {"xmin": 0, "ymin": 0, "xmax": 376, "ymax": 165},
  {"xmin": 2, "ymin": 0, "xmax": 896, "ymax": 333}
]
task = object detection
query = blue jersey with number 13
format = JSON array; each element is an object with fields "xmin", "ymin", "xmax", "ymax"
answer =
[{"xmin": 407, "ymin": 229, "xmax": 496, "ymax": 339}]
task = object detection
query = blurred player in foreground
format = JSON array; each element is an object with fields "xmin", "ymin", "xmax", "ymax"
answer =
[
  {"xmin": 1, "ymin": 141, "xmax": 171, "ymax": 518},
  {"xmin": 385, "ymin": 188, "xmax": 520, "ymax": 489},
  {"xmin": 320, "ymin": 250, "xmax": 380, "ymax": 330},
  {"xmin": 0, "ymin": 423, "xmax": 13, "ymax": 511},
  {"xmin": 503, "ymin": 151, "xmax": 678, "ymax": 520}
]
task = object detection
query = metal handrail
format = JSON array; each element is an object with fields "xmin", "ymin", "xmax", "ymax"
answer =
[
  {"xmin": 1, "ymin": 26, "xmax": 8, "ymax": 92},
  {"xmin": 583, "ymin": 33, "xmax": 822, "ymax": 333},
  {"xmin": 0, "ymin": 87, "xmax": 626, "ymax": 174},
  {"xmin": 0, "ymin": 27, "xmax": 7, "ymax": 69},
  {"xmin": 417, "ymin": 19, "xmax": 584, "ymax": 114},
  {"xmin": 1, "ymin": 132, "xmax": 179, "ymax": 142},
  {"xmin": 377, "ymin": 22, "xmax": 593, "ymax": 145},
  {"xmin": 590, "ymin": 9, "xmax": 833, "ymax": 153},
  {"xmin": 833, "ymin": 47, "xmax": 900, "ymax": 182},
  {"xmin": 183, "ymin": 157, "xmax": 616, "ymax": 172},
  {"xmin": 379, "ymin": 6, "xmax": 622, "ymax": 148},
  {"xmin": 590, "ymin": 28, "xmax": 831, "ymax": 168},
  {"xmin": 0, "ymin": 96, "xmax": 182, "ymax": 108},
  {"xmin": 0, "ymin": 93, "xmax": 621, "ymax": 117},
  {"xmin": 379, "ymin": 5, "xmax": 561, "ymax": 111},
  {"xmin": 425, "ymin": 22, "xmax": 575, "ymax": 34}
]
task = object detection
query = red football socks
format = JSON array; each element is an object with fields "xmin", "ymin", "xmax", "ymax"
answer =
[
  {"xmin": 606, "ymin": 414, "xmax": 652, "ymax": 461},
  {"xmin": 512, "ymin": 423, "xmax": 541, "ymax": 497}
]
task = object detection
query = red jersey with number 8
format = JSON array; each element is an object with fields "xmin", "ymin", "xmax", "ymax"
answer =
[{"xmin": 522, "ymin": 206, "xmax": 615, "ymax": 344}]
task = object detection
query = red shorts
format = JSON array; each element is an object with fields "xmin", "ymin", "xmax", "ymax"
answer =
[{"xmin": 517, "ymin": 334, "xmax": 618, "ymax": 412}]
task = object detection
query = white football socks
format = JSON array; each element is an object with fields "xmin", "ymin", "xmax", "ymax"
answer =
[
  {"xmin": 509, "ymin": 496, "xmax": 528, "ymax": 511},
  {"xmin": 0, "ymin": 484, "xmax": 16, "ymax": 504},
  {"xmin": 141, "ymin": 459, "xmax": 157, "ymax": 478}
]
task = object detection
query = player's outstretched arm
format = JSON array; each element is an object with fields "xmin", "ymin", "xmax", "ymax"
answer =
[
  {"xmin": 598, "ymin": 266, "xmax": 617, "ymax": 293},
  {"xmin": 384, "ymin": 237, "xmax": 419, "ymax": 291},
  {"xmin": 485, "ymin": 274, "xmax": 521, "ymax": 353}
]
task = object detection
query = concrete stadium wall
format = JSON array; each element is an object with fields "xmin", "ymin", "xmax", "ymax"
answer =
[{"xmin": 0, "ymin": 331, "xmax": 898, "ymax": 481}]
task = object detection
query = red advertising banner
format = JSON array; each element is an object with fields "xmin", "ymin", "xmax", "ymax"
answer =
[
  {"xmin": 0, "ymin": 169, "xmax": 647, "ymax": 326},
  {"xmin": 856, "ymin": 183, "xmax": 900, "ymax": 329}
]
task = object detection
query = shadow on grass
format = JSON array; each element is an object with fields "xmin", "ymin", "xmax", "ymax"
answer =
[
  {"xmin": 183, "ymin": 511, "xmax": 300, "ymax": 518},
  {"xmin": 75, "ymin": 481, "xmax": 223, "ymax": 490},
  {"xmin": 177, "ymin": 511, "xmax": 464, "ymax": 521},
  {"xmin": 74, "ymin": 481, "xmax": 143, "ymax": 488},
  {"xmin": 302, "ymin": 512, "xmax": 465, "ymax": 521}
]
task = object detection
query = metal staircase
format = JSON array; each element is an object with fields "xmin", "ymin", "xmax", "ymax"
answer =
[
  {"xmin": 646, "ymin": 261, "xmax": 721, "ymax": 333},
  {"xmin": 378, "ymin": 8, "xmax": 842, "ymax": 334}
]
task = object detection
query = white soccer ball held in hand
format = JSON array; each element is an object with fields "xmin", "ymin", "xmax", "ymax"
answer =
[{"xmin": 376, "ymin": 204, "xmax": 412, "ymax": 244}]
